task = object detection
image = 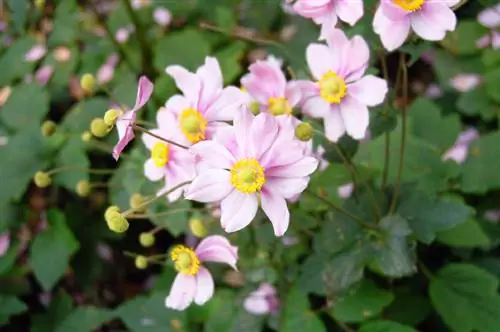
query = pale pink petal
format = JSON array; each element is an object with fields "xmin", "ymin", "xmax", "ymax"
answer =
[
  {"xmin": 285, "ymin": 82, "xmax": 303, "ymax": 108},
  {"xmin": 0, "ymin": 233, "xmax": 10, "ymax": 256},
  {"xmin": 318, "ymin": 12, "xmax": 338, "ymax": 40},
  {"xmin": 337, "ymin": 183, "xmax": 354, "ymax": 198},
  {"xmin": 233, "ymin": 108, "xmax": 254, "ymax": 158},
  {"xmin": 165, "ymin": 274, "xmax": 196, "ymax": 311},
  {"xmin": 156, "ymin": 108, "xmax": 183, "ymax": 138},
  {"xmin": 154, "ymin": 7, "xmax": 172, "ymax": 27},
  {"xmin": 165, "ymin": 94, "xmax": 192, "ymax": 116},
  {"xmin": 325, "ymin": 26, "xmax": 349, "ymax": 49},
  {"xmin": 348, "ymin": 75, "xmax": 388, "ymax": 106},
  {"xmin": 265, "ymin": 177, "xmax": 310, "ymax": 199},
  {"xmin": 250, "ymin": 113, "xmax": 279, "ymax": 160},
  {"xmin": 197, "ymin": 57, "xmax": 223, "ymax": 111},
  {"xmin": 261, "ymin": 188, "xmax": 290, "ymax": 236},
  {"xmin": 333, "ymin": 0, "xmax": 363, "ymax": 26},
  {"xmin": 323, "ymin": 105, "xmax": 345, "ymax": 142},
  {"xmin": 35, "ymin": 65, "xmax": 54, "ymax": 86},
  {"xmin": 244, "ymin": 294, "xmax": 270, "ymax": 315},
  {"xmin": 301, "ymin": 96, "xmax": 330, "ymax": 118},
  {"xmin": 166, "ymin": 65, "xmax": 201, "ymax": 104},
  {"xmin": 478, "ymin": 5, "xmax": 500, "ymax": 28},
  {"xmin": 259, "ymin": 140, "xmax": 304, "ymax": 169},
  {"xmin": 131, "ymin": 76, "xmax": 154, "ymax": 112},
  {"xmin": 113, "ymin": 111, "xmax": 136, "ymax": 161},
  {"xmin": 293, "ymin": 0, "xmax": 331, "ymax": 18},
  {"xmin": 190, "ymin": 140, "xmax": 236, "ymax": 169},
  {"xmin": 341, "ymin": 36, "xmax": 369, "ymax": 81},
  {"xmin": 144, "ymin": 159, "xmax": 164, "ymax": 181},
  {"xmin": 340, "ymin": 96, "xmax": 369, "ymax": 140},
  {"xmin": 266, "ymin": 157, "xmax": 318, "ymax": 178},
  {"xmin": 306, "ymin": 44, "xmax": 336, "ymax": 80},
  {"xmin": 380, "ymin": 1, "xmax": 409, "ymax": 21},
  {"xmin": 195, "ymin": 235, "xmax": 238, "ymax": 269},
  {"xmin": 25, "ymin": 44, "xmax": 46, "ymax": 62},
  {"xmin": 204, "ymin": 87, "xmax": 246, "ymax": 121},
  {"xmin": 220, "ymin": 191, "xmax": 258, "ymax": 233},
  {"xmin": 158, "ymin": 161, "xmax": 194, "ymax": 202},
  {"xmin": 410, "ymin": 9, "xmax": 447, "ymax": 41},
  {"xmin": 449, "ymin": 74, "xmax": 481, "ymax": 92},
  {"xmin": 420, "ymin": 3, "xmax": 457, "ymax": 32},
  {"xmin": 241, "ymin": 59, "xmax": 287, "ymax": 104},
  {"xmin": 194, "ymin": 267, "xmax": 215, "ymax": 305},
  {"xmin": 141, "ymin": 128, "xmax": 164, "ymax": 149},
  {"xmin": 374, "ymin": 7, "xmax": 411, "ymax": 51},
  {"xmin": 185, "ymin": 169, "xmax": 233, "ymax": 202},
  {"xmin": 442, "ymin": 145, "xmax": 468, "ymax": 164}
]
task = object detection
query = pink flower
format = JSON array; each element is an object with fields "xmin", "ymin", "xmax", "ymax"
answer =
[
  {"xmin": 54, "ymin": 47, "xmax": 72, "ymax": 62},
  {"xmin": 165, "ymin": 57, "xmax": 246, "ymax": 145},
  {"xmin": 35, "ymin": 65, "xmax": 54, "ymax": 86},
  {"xmin": 142, "ymin": 108, "xmax": 195, "ymax": 202},
  {"xmin": 25, "ymin": 44, "xmax": 47, "ymax": 62},
  {"xmin": 337, "ymin": 182, "xmax": 354, "ymax": 199},
  {"xmin": 115, "ymin": 26, "xmax": 134, "ymax": 43},
  {"xmin": 373, "ymin": 0, "xmax": 459, "ymax": 51},
  {"xmin": 300, "ymin": 29, "xmax": 388, "ymax": 142},
  {"xmin": 132, "ymin": 0, "xmax": 151, "ymax": 8},
  {"xmin": 425, "ymin": 83, "xmax": 444, "ymax": 99},
  {"xmin": 293, "ymin": 0, "xmax": 363, "ymax": 39},
  {"xmin": 97, "ymin": 54, "xmax": 119, "ymax": 85},
  {"xmin": 185, "ymin": 110, "xmax": 318, "ymax": 236},
  {"xmin": 112, "ymin": 76, "xmax": 154, "ymax": 160},
  {"xmin": 241, "ymin": 56, "xmax": 301, "ymax": 117},
  {"xmin": 243, "ymin": 283, "xmax": 279, "ymax": 315},
  {"xmin": 442, "ymin": 128, "xmax": 479, "ymax": 164},
  {"xmin": 153, "ymin": 7, "xmax": 172, "ymax": 27},
  {"xmin": 0, "ymin": 233, "xmax": 10, "ymax": 257},
  {"xmin": 166, "ymin": 235, "xmax": 238, "ymax": 310},
  {"xmin": 477, "ymin": 5, "xmax": 500, "ymax": 50},
  {"xmin": 449, "ymin": 74, "xmax": 481, "ymax": 92}
]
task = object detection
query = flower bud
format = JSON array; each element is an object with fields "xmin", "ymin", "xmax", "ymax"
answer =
[
  {"xmin": 41, "ymin": 120, "xmax": 56, "ymax": 137},
  {"xmin": 35, "ymin": 0, "xmax": 45, "ymax": 9},
  {"xmin": 249, "ymin": 102, "xmax": 260, "ymax": 115},
  {"xmin": 76, "ymin": 180, "xmax": 91, "ymax": 197},
  {"xmin": 104, "ymin": 108, "xmax": 119, "ymax": 126},
  {"xmin": 104, "ymin": 205, "xmax": 120, "ymax": 220},
  {"xmin": 80, "ymin": 73, "xmax": 96, "ymax": 95},
  {"xmin": 135, "ymin": 255, "xmax": 148, "ymax": 269},
  {"xmin": 34, "ymin": 171, "xmax": 51, "ymax": 188},
  {"xmin": 104, "ymin": 208, "xmax": 129, "ymax": 233},
  {"xmin": 90, "ymin": 118, "xmax": 110, "ymax": 138},
  {"xmin": 189, "ymin": 218, "xmax": 208, "ymax": 238},
  {"xmin": 81, "ymin": 131, "xmax": 92, "ymax": 142},
  {"xmin": 295, "ymin": 122, "xmax": 314, "ymax": 142},
  {"xmin": 139, "ymin": 232, "xmax": 155, "ymax": 247},
  {"xmin": 129, "ymin": 193, "xmax": 146, "ymax": 212}
]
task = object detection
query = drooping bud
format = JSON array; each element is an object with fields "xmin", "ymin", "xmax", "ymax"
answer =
[
  {"xmin": 41, "ymin": 120, "xmax": 57, "ymax": 137},
  {"xmin": 80, "ymin": 73, "xmax": 96, "ymax": 95},
  {"xmin": 90, "ymin": 118, "xmax": 110, "ymax": 138},
  {"xmin": 81, "ymin": 131, "xmax": 92, "ymax": 142},
  {"xmin": 34, "ymin": 171, "xmax": 51, "ymax": 188},
  {"xmin": 104, "ymin": 108, "xmax": 119, "ymax": 126},
  {"xmin": 76, "ymin": 180, "xmax": 91, "ymax": 197},
  {"xmin": 139, "ymin": 232, "xmax": 155, "ymax": 247},
  {"xmin": 189, "ymin": 218, "xmax": 208, "ymax": 238},
  {"xmin": 135, "ymin": 255, "xmax": 148, "ymax": 269},
  {"xmin": 295, "ymin": 122, "xmax": 314, "ymax": 142},
  {"xmin": 129, "ymin": 193, "xmax": 146, "ymax": 213},
  {"xmin": 104, "ymin": 207, "xmax": 129, "ymax": 233}
]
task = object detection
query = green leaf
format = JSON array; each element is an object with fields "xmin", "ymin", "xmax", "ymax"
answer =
[
  {"xmin": 368, "ymin": 216, "xmax": 417, "ymax": 278},
  {"xmin": 0, "ymin": 296, "xmax": 27, "ymax": 324},
  {"xmin": 215, "ymin": 42, "xmax": 247, "ymax": 84},
  {"xmin": 282, "ymin": 287, "xmax": 325, "ymax": 332},
  {"xmin": 229, "ymin": 308, "xmax": 264, "ymax": 332},
  {"xmin": 436, "ymin": 218, "xmax": 491, "ymax": 248},
  {"xmin": 6, "ymin": 0, "xmax": 28, "ymax": 34},
  {"xmin": 441, "ymin": 20, "xmax": 487, "ymax": 55},
  {"xmin": 430, "ymin": 263, "xmax": 500, "ymax": 332},
  {"xmin": 384, "ymin": 291, "xmax": 431, "ymax": 326},
  {"xmin": 61, "ymin": 98, "xmax": 109, "ymax": 133},
  {"xmin": 53, "ymin": 139, "xmax": 90, "ymax": 192},
  {"xmin": 313, "ymin": 211, "xmax": 363, "ymax": 257},
  {"xmin": 32, "ymin": 291, "xmax": 74, "ymax": 332},
  {"xmin": 359, "ymin": 320, "xmax": 417, "ymax": 332},
  {"xmin": 0, "ymin": 37, "xmax": 37, "ymax": 85},
  {"xmin": 153, "ymin": 29, "xmax": 211, "ymax": 72},
  {"xmin": 332, "ymin": 281, "xmax": 394, "ymax": 323},
  {"xmin": 29, "ymin": 210, "xmax": 80, "ymax": 290},
  {"xmin": 1, "ymin": 84, "xmax": 49, "ymax": 131},
  {"xmin": 205, "ymin": 290, "xmax": 238, "ymax": 332},
  {"xmin": 400, "ymin": 41, "xmax": 432, "ymax": 66},
  {"xmin": 54, "ymin": 307, "xmax": 113, "ymax": 332},
  {"xmin": 456, "ymin": 87, "xmax": 496, "ymax": 121},
  {"xmin": 484, "ymin": 67, "xmax": 500, "ymax": 103}
]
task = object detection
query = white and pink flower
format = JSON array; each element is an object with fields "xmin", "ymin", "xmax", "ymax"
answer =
[
  {"xmin": 442, "ymin": 128, "xmax": 479, "ymax": 164},
  {"xmin": 244, "ymin": 283, "xmax": 279, "ymax": 315}
]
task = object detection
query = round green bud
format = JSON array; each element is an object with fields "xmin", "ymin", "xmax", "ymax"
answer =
[
  {"xmin": 104, "ymin": 206, "xmax": 120, "ymax": 221},
  {"xmin": 135, "ymin": 255, "xmax": 148, "ymax": 269},
  {"xmin": 90, "ymin": 118, "xmax": 110, "ymax": 138},
  {"xmin": 34, "ymin": 0, "xmax": 45, "ymax": 9},
  {"xmin": 249, "ymin": 102, "xmax": 260, "ymax": 115},
  {"xmin": 139, "ymin": 232, "xmax": 155, "ymax": 247},
  {"xmin": 105, "ymin": 211, "xmax": 129, "ymax": 233},
  {"xmin": 129, "ymin": 193, "xmax": 146, "ymax": 212},
  {"xmin": 76, "ymin": 180, "xmax": 91, "ymax": 197},
  {"xmin": 104, "ymin": 109, "xmax": 119, "ymax": 126},
  {"xmin": 295, "ymin": 122, "xmax": 314, "ymax": 142},
  {"xmin": 80, "ymin": 74, "xmax": 96, "ymax": 95},
  {"xmin": 34, "ymin": 171, "xmax": 51, "ymax": 188},
  {"xmin": 189, "ymin": 218, "xmax": 208, "ymax": 238},
  {"xmin": 41, "ymin": 120, "xmax": 57, "ymax": 137},
  {"xmin": 81, "ymin": 131, "xmax": 92, "ymax": 142}
]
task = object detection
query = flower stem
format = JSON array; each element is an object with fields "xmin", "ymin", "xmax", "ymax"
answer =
[
  {"xmin": 389, "ymin": 53, "xmax": 409, "ymax": 214},
  {"xmin": 198, "ymin": 21, "xmax": 283, "ymax": 47},
  {"xmin": 127, "ymin": 208, "xmax": 198, "ymax": 219},
  {"xmin": 46, "ymin": 166, "xmax": 115, "ymax": 176},
  {"xmin": 133, "ymin": 125, "xmax": 189, "ymax": 149},
  {"xmin": 378, "ymin": 53, "xmax": 391, "ymax": 190}
]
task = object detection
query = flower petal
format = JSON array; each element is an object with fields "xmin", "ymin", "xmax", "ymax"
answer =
[
  {"xmin": 334, "ymin": 0, "xmax": 363, "ymax": 26},
  {"xmin": 266, "ymin": 156, "xmax": 318, "ymax": 178},
  {"xmin": 250, "ymin": 113, "xmax": 279, "ymax": 160},
  {"xmin": 194, "ymin": 267, "xmax": 215, "ymax": 305},
  {"xmin": 265, "ymin": 177, "xmax": 310, "ymax": 199},
  {"xmin": 220, "ymin": 191, "xmax": 258, "ymax": 233},
  {"xmin": 190, "ymin": 140, "xmax": 236, "ymax": 170},
  {"xmin": 348, "ymin": 75, "xmax": 388, "ymax": 106},
  {"xmin": 373, "ymin": 7, "xmax": 411, "ymax": 51},
  {"xmin": 411, "ymin": 9, "xmax": 447, "ymax": 41},
  {"xmin": 165, "ymin": 94, "xmax": 192, "ymax": 116},
  {"xmin": 196, "ymin": 57, "xmax": 223, "ymax": 111},
  {"xmin": 185, "ymin": 169, "xmax": 233, "ymax": 203},
  {"xmin": 301, "ymin": 95, "xmax": 330, "ymax": 118},
  {"xmin": 339, "ymin": 36, "xmax": 369, "ymax": 80},
  {"xmin": 166, "ymin": 65, "xmax": 201, "ymax": 104},
  {"xmin": 261, "ymin": 188, "xmax": 290, "ymax": 237},
  {"xmin": 420, "ymin": 2, "xmax": 457, "ymax": 32},
  {"xmin": 165, "ymin": 274, "xmax": 196, "ymax": 311},
  {"xmin": 131, "ymin": 76, "xmax": 154, "ymax": 112},
  {"xmin": 204, "ymin": 87, "xmax": 246, "ymax": 121},
  {"xmin": 306, "ymin": 44, "xmax": 336, "ymax": 80},
  {"xmin": 144, "ymin": 159, "xmax": 164, "ymax": 182},
  {"xmin": 244, "ymin": 293, "xmax": 270, "ymax": 315},
  {"xmin": 0, "ymin": 233, "xmax": 10, "ymax": 257},
  {"xmin": 340, "ymin": 96, "xmax": 369, "ymax": 140},
  {"xmin": 323, "ymin": 105, "xmax": 345, "ymax": 142},
  {"xmin": 195, "ymin": 235, "xmax": 238, "ymax": 269}
]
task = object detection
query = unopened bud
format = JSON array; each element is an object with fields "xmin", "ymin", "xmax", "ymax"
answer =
[
  {"xmin": 90, "ymin": 118, "xmax": 110, "ymax": 138},
  {"xmin": 189, "ymin": 218, "xmax": 208, "ymax": 238},
  {"xmin": 80, "ymin": 74, "xmax": 96, "ymax": 95},
  {"xmin": 76, "ymin": 180, "xmax": 91, "ymax": 197},
  {"xmin": 81, "ymin": 131, "xmax": 92, "ymax": 142},
  {"xmin": 249, "ymin": 102, "xmax": 260, "ymax": 115},
  {"xmin": 104, "ymin": 207, "xmax": 129, "ymax": 233},
  {"xmin": 104, "ymin": 206, "xmax": 120, "ymax": 220},
  {"xmin": 34, "ymin": 171, "xmax": 51, "ymax": 188},
  {"xmin": 135, "ymin": 255, "xmax": 148, "ymax": 269},
  {"xmin": 41, "ymin": 120, "xmax": 56, "ymax": 137},
  {"xmin": 104, "ymin": 109, "xmax": 119, "ymax": 126},
  {"xmin": 35, "ymin": 0, "xmax": 45, "ymax": 9},
  {"xmin": 295, "ymin": 122, "xmax": 314, "ymax": 141},
  {"xmin": 129, "ymin": 193, "xmax": 146, "ymax": 212},
  {"xmin": 139, "ymin": 232, "xmax": 155, "ymax": 247}
]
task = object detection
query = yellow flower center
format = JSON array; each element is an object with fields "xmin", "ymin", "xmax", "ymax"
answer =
[
  {"xmin": 151, "ymin": 142, "xmax": 169, "ymax": 167},
  {"xmin": 319, "ymin": 71, "xmax": 347, "ymax": 104},
  {"xmin": 392, "ymin": 0, "xmax": 425, "ymax": 11},
  {"xmin": 179, "ymin": 108, "xmax": 207, "ymax": 144},
  {"xmin": 230, "ymin": 158, "xmax": 266, "ymax": 194},
  {"xmin": 170, "ymin": 245, "xmax": 200, "ymax": 276},
  {"xmin": 268, "ymin": 97, "xmax": 292, "ymax": 116}
]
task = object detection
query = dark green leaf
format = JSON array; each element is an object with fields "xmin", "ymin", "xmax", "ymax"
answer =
[
  {"xmin": 53, "ymin": 139, "xmax": 90, "ymax": 192},
  {"xmin": 0, "ymin": 37, "xmax": 37, "ymax": 85},
  {"xmin": 54, "ymin": 307, "xmax": 113, "ymax": 332},
  {"xmin": 282, "ymin": 287, "xmax": 325, "ymax": 332},
  {"xmin": 1, "ymin": 84, "xmax": 49, "ymax": 131},
  {"xmin": 384, "ymin": 291, "xmax": 431, "ymax": 325},
  {"xmin": 359, "ymin": 320, "xmax": 417, "ymax": 332},
  {"xmin": 437, "ymin": 218, "xmax": 491, "ymax": 248}
]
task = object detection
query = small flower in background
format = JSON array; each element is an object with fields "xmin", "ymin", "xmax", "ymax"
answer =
[
  {"xmin": 300, "ymin": 28, "xmax": 388, "ymax": 142},
  {"xmin": 244, "ymin": 283, "xmax": 279, "ymax": 316},
  {"xmin": 0, "ymin": 86, "xmax": 12, "ymax": 107},
  {"xmin": 53, "ymin": 46, "xmax": 72, "ymax": 62},
  {"xmin": 293, "ymin": 0, "xmax": 364, "ymax": 39},
  {"xmin": 425, "ymin": 83, "xmax": 444, "ymax": 99},
  {"xmin": 241, "ymin": 55, "xmax": 301, "ymax": 117},
  {"xmin": 442, "ymin": 128, "xmax": 479, "ymax": 164},
  {"xmin": 281, "ymin": 0, "xmax": 296, "ymax": 16},
  {"xmin": 337, "ymin": 182, "xmax": 354, "ymax": 199},
  {"xmin": 186, "ymin": 110, "xmax": 318, "ymax": 236},
  {"xmin": 97, "ymin": 54, "xmax": 119, "ymax": 85},
  {"xmin": 0, "ymin": 233, "xmax": 10, "ymax": 257},
  {"xmin": 35, "ymin": 65, "xmax": 54, "ymax": 86},
  {"xmin": 153, "ymin": 7, "xmax": 172, "ymax": 27},
  {"xmin": 484, "ymin": 210, "xmax": 500, "ymax": 223},
  {"xmin": 477, "ymin": 4, "xmax": 500, "ymax": 49},
  {"xmin": 281, "ymin": 235, "xmax": 299, "ymax": 247},
  {"xmin": 0, "ymin": 21, "xmax": 6, "ymax": 32},
  {"xmin": 132, "ymin": 0, "xmax": 152, "ymax": 9},
  {"xmin": 24, "ymin": 44, "xmax": 47, "ymax": 62},
  {"xmin": 115, "ymin": 26, "xmax": 135, "ymax": 44},
  {"xmin": 142, "ymin": 108, "xmax": 195, "ymax": 202},
  {"xmin": 165, "ymin": 57, "xmax": 246, "ymax": 145},
  {"xmin": 166, "ymin": 235, "xmax": 238, "ymax": 311},
  {"xmin": 373, "ymin": 0, "xmax": 459, "ymax": 52},
  {"xmin": 113, "ymin": 76, "xmax": 154, "ymax": 160},
  {"xmin": 449, "ymin": 74, "xmax": 481, "ymax": 92}
]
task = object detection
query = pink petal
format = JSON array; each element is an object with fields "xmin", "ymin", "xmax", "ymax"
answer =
[
  {"xmin": 35, "ymin": 65, "xmax": 54, "ymax": 86},
  {"xmin": 158, "ymin": 161, "xmax": 194, "ymax": 202},
  {"xmin": 141, "ymin": 128, "xmax": 163, "ymax": 149},
  {"xmin": 250, "ymin": 113, "xmax": 279, "ymax": 160},
  {"xmin": 220, "ymin": 191, "xmax": 258, "ymax": 233},
  {"xmin": 185, "ymin": 169, "xmax": 233, "ymax": 202},
  {"xmin": 194, "ymin": 267, "xmax": 215, "ymax": 305},
  {"xmin": 341, "ymin": 36, "xmax": 369, "ymax": 82},
  {"xmin": 24, "ymin": 44, "xmax": 46, "ymax": 62},
  {"xmin": 306, "ymin": 44, "xmax": 336, "ymax": 80},
  {"xmin": 324, "ymin": 105, "xmax": 345, "ymax": 142},
  {"xmin": 348, "ymin": 75, "xmax": 388, "ymax": 106},
  {"xmin": 259, "ymin": 140, "xmax": 304, "ymax": 169},
  {"xmin": 144, "ymin": 159, "xmax": 164, "ymax": 182},
  {"xmin": 380, "ymin": 0, "xmax": 409, "ymax": 21},
  {"xmin": 196, "ymin": 57, "xmax": 223, "ymax": 111},
  {"xmin": 293, "ymin": 0, "xmax": 331, "ymax": 18},
  {"xmin": 153, "ymin": 7, "xmax": 172, "ymax": 27},
  {"xmin": 190, "ymin": 140, "xmax": 236, "ymax": 169},
  {"xmin": 420, "ymin": 2, "xmax": 457, "ymax": 32},
  {"xmin": 334, "ymin": 0, "xmax": 363, "ymax": 26},
  {"xmin": 325, "ymin": 26, "xmax": 349, "ymax": 49},
  {"xmin": 113, "ymin": 112, "xmax": 136, "ymax": 161},
  {"xmin": 478, "ymin": 5, "xmax": 500, "ymax": 28},
  {"xmin": 195, "ymin": 235, "xmax": 238, "ymax": 269},
  {"xmin": 285, "ymin": 82, "xmax": 302, "ymax": 108},
  {"xmin": 266, "ymin": 156, "xmax": 318, "ymax": 178},
  {"xmin": 233, "ymin": 108, "xmax": 254, "ymax": 158},
  {"xmin": 241, "ymin": 59, "xmax": 286, "ymax": 104},
  {"xmin": 301, "ymin": 95, "xmax": 330, "ymax": 118},
  {"xmin": 131, "ymin": 76, "xmax": 154, "ymax": 112},
  {"xmin": 442, "ymin": 145, "xmax": 468, "ymax": 164},
  {"xmin": 340, "ymin": 96, "xmax": 369, "ymax": 140},
  {"xmin": 0, "ymin": 233, "xmax": 10, "ymax": 256},
  {"xmin": 374, "ymin": 7, "xmax": 411, "ymax": 51},
  {"xmin": 165, "ymin": 94, "xmax": 192, "ymax": 116},
  {"xmin": 337, "ymin": 182, "xmax": 354, "ymax": 198},
  {"xmin": 318, "ymin": 12, "xmax": 338, "ymax": 40},
  {"xmin": 261, "ymin": 188, "xmax": 290, "ymax": 236},
  {"xmin": 166, "ymin": 65, "xmax": 201, "ymax": 105},
  {"xmin": 265, "ymin": 177, "xmax": 310, "ymax": 199},
  {"xmin": 244, "ymin": 294, "xmax": 270, "ymax": 315},
  {"xmin": 410, "ymin": 9, "xmax": 447, "ymax": 41},
  {"xmin": 165, "ymin": 274, "xmax": 196, "ymax": 311},
  {"xmin": 449, "ymin": 74, "xmax": 481, "ymax": 92},
  {"xmin": 204, "ymin": 87, "xmax": 246, "ymax": 122}
]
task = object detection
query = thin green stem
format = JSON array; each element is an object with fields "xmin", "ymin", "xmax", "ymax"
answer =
[
  {"xmin": 389, "ymin": 53, "xmax": 409, "ymax": 214},
  {"xmin": 199, "ymin": 22, "xmax": 283, "ymax": 47},
  {"xmin": 47, "ymin": 166, "xmax": 115, "ymax": 176},
  {"xmin": 378, "ymin": 53, "xmax": 391, "ymax": 190},
  {"xmin": 133, "ymin": 125, "xmax": 189, "ymax": 149},
  {"xmin": 127, "ymin": 208, "xmax": 198, "ymax": 219}
]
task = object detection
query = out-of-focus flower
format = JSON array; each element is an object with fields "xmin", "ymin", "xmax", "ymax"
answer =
[
  {"xmin": 244, "ymin": 283, "xmax": 279, "ymax": 315},
  {"xmin": 132, "ymin": 0, "xmax": 151, "ymax": 9},
  {"xmin": 113, "ymin": 76, "xmax": 154, "ymax": 160},
  {"xmin": 442, "ymin": 128, "xmax": 479, "ymax": 164},
  {"xmin": 425, "ymin": 83, "xmax": 444, "ymax": 99},
  {"xmin": 373, "ymin": 0, "xmax": 459, "ymax": 51},
  {"xmin": 0, "ymin": 86, "xmax": 12, "ymax": 107},
  {"xmin": 96, "ymin": 242, "xmax": 113, "ymax": 262},
  {"xmin": 36, "ymin": 65, "xmax": 54, "ymax": 86},
  {"xmin": 282, "ymin": 235, "xmax": 299, "ymax": 247},
  {"xmin": 0, "ymin": 21, "xmax": 6, "ymax": 32},
  {"xmin": 166, "ymin": 236, "xmax": 238, "ymax": 311},
  {"xmin": 477, "ymin": 4, "xmax": 500, "ymax": 49},
  {"xmin": 115, "ymin": 26, "xmax": 135, "ymax": 43},
  {"xmin": 485, "ymin": 209, "xmax": 500, "ymax": 223},
  {"xmin": 165, "ymin": 57, "xmax": 246, "ymax": 144},
  {"xmin": 293, "ymin": 0, "xmax": 364, "ymax": 39},
  {"xmin": 54, "ymin": 47, "xmax": 72, "ymax": 62},
  {"xmin": 97, "ymin": 54, "xmax": 119, "ymax": 85},
  {"xmin": 25, "ymin": 44, "xmax": 47, "ymax": 62},
  {"xmin": 186, "ymin": 110, "xmax": 318, "ymax": 236},
  {"xmin": 300, "ymin": 29, "xmax": 388, "ymax": 142},
  {"xmin": 337, "ymin": 182, "xmax": 354, "ymax": 199},
  {"xmin": 449, "ymin": 74, "xmax": 481, "ymax": 92},
  {"xmin": 281, "ymin": 0, "xmax": 296, "ymax": 15},
  {"xmin": 154, "ymin": 7, "xmax": 172, "ymax": 27},
  {"xmin": 0, "ymin": 233, "xmax": 10, "ymax": 257}
]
